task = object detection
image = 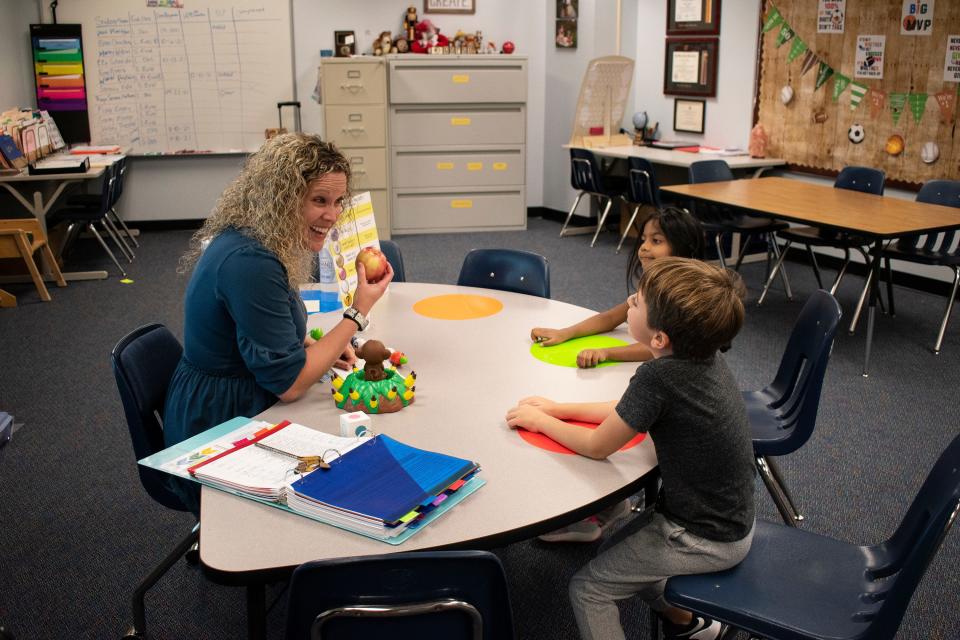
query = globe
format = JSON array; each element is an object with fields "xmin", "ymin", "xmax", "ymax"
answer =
[{"xmin": 632, "ymin": 111, "xmax": 648, "ymax": 131}]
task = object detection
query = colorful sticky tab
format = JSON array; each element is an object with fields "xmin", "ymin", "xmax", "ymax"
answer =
[
  {"xmin": 447, "ymin": 479, "xmax": 466, "ymax": 491},
  {"xmin": 432, "ymin": 493, "xmax": 448, "ymax": 507},
  {"xmin": 398, "ymin": 510, "xmax": 419, "ymax": 523}
]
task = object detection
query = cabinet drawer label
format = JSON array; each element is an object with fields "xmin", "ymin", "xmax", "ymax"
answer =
[
  {"xmin": 436, "ymin": 162, "xmax": 455, "ymax": 170},
  {"xmin": 452, "ymin": 74, "xmax": 470, "ymax": 84},
  {"xmin": 493, "ymin": 162, "xmax": 508, "ymax": 171},
  {"xmin": 450, "ymin": 199, "xmax": 473, "ymax": 209},
  {"xmin": 450, "ymin": 117, "xmax": 471, "ymax": 126},
  {"xmin": 467, "ymin": 162, "xmax": 483, "ymax": 171}
]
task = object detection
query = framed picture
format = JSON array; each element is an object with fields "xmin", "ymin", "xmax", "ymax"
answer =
[
  {"xmin": 664, "ymin": 38, "xmax": 718, "ymax": 97},
  {"xmin": 556, "ymin": 0, "xmax": 578, "ymax": 19},
  {"xmin": 555, "ymin": 20, "xmax": 577, "ymax": 48},
  {"xmin": 424, "ymin": 0, "xmax": 475, "ymax": 14},
  {"xmin": 334, "ymin": 31, "xmax": 356, "ymax": 57},
  {"xmin": 673, "ymin": 98, "xmax": 706, "ymax": 133},
  {"xmin": 667, "ymin": 0, "xmax": 721, "ymax": 36}
]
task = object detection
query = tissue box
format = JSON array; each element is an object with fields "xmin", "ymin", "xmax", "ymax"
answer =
[{"xmin": 339, "ymin": 411, "xmax": 371, "ymax": 437}]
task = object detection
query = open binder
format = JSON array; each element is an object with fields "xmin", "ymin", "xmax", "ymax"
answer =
[{"xmin": 139, "ymin": 417, "xmax": 484, "ymax": 544}]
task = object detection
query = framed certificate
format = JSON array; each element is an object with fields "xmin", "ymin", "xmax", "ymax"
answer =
[
  {"xmin": 673, "ymin": 98, "xmax": 706, "ymax": 134},
  {"xmin": 667, "ymin": 0, "xmax": 721, "ymax": 36},
  {"xmin": 664, "ymin": 38, "xmax": 718, "ymax": 97}
]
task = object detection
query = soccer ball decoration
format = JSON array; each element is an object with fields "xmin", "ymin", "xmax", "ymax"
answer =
[{"xmin": 847, "ymin": 123, "xmax": 865, "ymax": 144}]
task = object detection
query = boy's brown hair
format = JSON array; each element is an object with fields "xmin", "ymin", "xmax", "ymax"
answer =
[{"xmin": 638, "ymin": 257, "xmax": 747, "ymax": 359}]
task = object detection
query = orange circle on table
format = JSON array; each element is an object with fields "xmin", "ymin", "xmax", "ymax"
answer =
[
  {"xmin": 518, "ymin": 419, "xmax": 645, "ymax": 455},
  {"xmin": 413, "ymin": 294, "xmax": 504, "ymax": 320}
]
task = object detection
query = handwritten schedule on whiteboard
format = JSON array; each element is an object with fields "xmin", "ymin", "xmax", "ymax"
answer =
[{"xmin": 61, "ymin": 2, "xmax": 293, "ymax": 154}]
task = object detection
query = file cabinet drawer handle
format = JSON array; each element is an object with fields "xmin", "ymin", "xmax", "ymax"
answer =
[{"xmin": 341, "ymin": 127, "xmax": 366, "ymax": 134}]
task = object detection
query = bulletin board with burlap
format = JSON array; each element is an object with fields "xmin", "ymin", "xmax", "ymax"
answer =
[{"xmin": 755, "ymin": 0, "xmax": 960, "ymax": 186}]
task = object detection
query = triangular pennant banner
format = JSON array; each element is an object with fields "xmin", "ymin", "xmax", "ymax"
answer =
[
  {"xmin": 800, "ymin": 50, "xmax": 818, "ymax": 76},
  {"xmin": 787, "ymin": 37, "xmax": 808, "ymax": 63},
  {"xmin": 775, "ymin": 24, "xmax": 795, "ymax": 48},
  {"xmin": 868, "ymin": 89, "xmax": 887, "ymax": 119},
  {"xmin": 889, "ymin": 92, "xmax": 907, "ymax": 125},
  {"xmin": 831, "ymin": 74, "xmax": 851, "ymax": 102},
  {"xmin": 934, "ymin": 90, "xmax": 957, "ymax": 124},
  {"xmin": 907, "ymin": 93, "xmax": 929, "ymax": 124},
  {"xmin": 762, "ymin": 6, "xmax": 784, "ymax": 33},
  {"xmin": 815, "ymin": 61, "xmax": 834, "ymax": 91},
  {"xmin": 849, "ymin": 82, "xmax": 868, "ymax": 111}
]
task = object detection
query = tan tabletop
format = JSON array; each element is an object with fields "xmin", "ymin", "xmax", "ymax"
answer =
[
  {"xmin": 567, "ymin": 144, "xmax": 786, "ymax": 173},
  {"xmin": 199, "ymin": 282, "xmax": 656, "ymax": 581},
  {"xmin": 662, "ymin": 177, "xmax": 960, "ymax": 238}
]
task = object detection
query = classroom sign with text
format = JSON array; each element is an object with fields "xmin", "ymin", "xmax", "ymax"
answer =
[
  {"xmin": 901, "ymin": 0, "xmax": 934, "ymax": 36},
  {"xmin": 945, "ymin": 35, "xmax": 960, "ymax": 82},
  {"xmin": 855, "ymin": 35, "xmax": 885, "ymax": 79},
  {"xmin": 817, "ymin": 0, "xmax": 845, "ymax": 34}
]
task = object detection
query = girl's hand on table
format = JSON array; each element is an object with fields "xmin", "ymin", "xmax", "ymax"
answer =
[{"xmin": 333, "ymin": 343, "xmax": 356, "ymax": 370}]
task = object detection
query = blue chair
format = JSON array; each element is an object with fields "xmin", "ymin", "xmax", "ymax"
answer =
[
  {"xmin": 457, "ymin": 248, "xmax": 550, "ymax": 298},
  {"xmin": 687, "ymin": 161, "xmax": 791, "ymax": 295},
  {"xmin": 759, "ymin": 166, "xmax": 885, "ymax": 310},
  {"xmin": 285, "ymin": 550, "xmax": 515, "ymax": 640},
  {"xmin": 616, "ymin": 156, "xmax": 662, "ymax": 254},
  {"xmin": 111, "ymin": 323, "xmax": 199, "ymax": 639},
  {"xmin": 852, "ymin": 180, "xmax": 960, "ymax": 354},
  {"xmin": 560, "ymin": 148, "xmax": 628, "ymax": 247},
  {"xmin": 663, "ymin": 433, "xmax": 960, "ymax": 640},
  {"xmin": 67, "ymin": 156, "xmax": 138, "ymax": 249},
  {"xmin": 745, "ymin": 290, "xmax": 842, "ymax": 526},
  {"xmin": 379, "ymin": 239, "xmax": 406, "ymax": 283}
]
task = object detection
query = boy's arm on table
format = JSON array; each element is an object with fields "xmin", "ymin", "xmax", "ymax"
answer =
[
  {"xmin": 506, "ymin": 400, "xmax": 636, "ymax": 459},
  {"xmin": 577, "ymin": 342, "xmax": 653, "ymax": 368}
]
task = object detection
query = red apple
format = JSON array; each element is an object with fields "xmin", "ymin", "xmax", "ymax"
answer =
[
  {"xmin": 501, "ymin": 41, "xmax": 515, "ymax": 54},
  {"xmin": 355, "ymin": 246, "xmax": 388, "ymax": 282}
]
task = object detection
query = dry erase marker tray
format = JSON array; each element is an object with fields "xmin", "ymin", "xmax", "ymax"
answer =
[{"xmin": 28, "ymin": 156, "xmax": 89, "ymax": 175}]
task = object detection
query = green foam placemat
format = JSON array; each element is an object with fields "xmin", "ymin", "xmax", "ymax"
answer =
[{"xmin": 529, "ymin": 335, "xmax": 630, "ymax": 368}]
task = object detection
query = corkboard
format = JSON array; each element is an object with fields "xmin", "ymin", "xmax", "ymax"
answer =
[{"xmin": 756, "ymin": 0, "xmax": 960, "ymax": 186}]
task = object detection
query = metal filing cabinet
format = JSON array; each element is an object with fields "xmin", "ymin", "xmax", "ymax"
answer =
[
  {"xmin": 322, "ymin": 57, "xmax": 390, "ymax": 239},
  {"xmin": 387, "ymin": 55, "xmax": 527, "ymax": 234}
]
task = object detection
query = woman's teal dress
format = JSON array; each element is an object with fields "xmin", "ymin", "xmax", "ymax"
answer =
[{"xmin": 163, "ymin": 228, "xmax": 307, "ymax": 511}]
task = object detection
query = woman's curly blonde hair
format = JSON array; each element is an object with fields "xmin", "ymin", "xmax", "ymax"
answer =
[{"xmin": 180, "ymin": 133, "xmax": 351, "ymax": 288}]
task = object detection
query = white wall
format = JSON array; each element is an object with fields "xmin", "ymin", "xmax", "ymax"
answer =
[{"xmin": 0, "ymin": 0, "xmax": 39, "ymax": 109}]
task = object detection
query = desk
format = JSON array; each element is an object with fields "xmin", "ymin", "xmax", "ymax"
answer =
[
  {"xmin": 199, "ymin": 282, "xmax": 657, "ymax": 638},
  {"xmin": 662, "ymin": 177, "xmax": 960, "ymax": 375},
  {"xmin": 581, "ymin": 144, "xmax": 786, "ymax": 177},
  {"xmin": 0, "ymin": 167, "xmax": 108, "ymax": 282}
]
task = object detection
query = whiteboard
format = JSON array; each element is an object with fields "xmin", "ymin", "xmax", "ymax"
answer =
[{"xmin": 56, "ymin": 0, "xmax": 294, "ymax": 153}]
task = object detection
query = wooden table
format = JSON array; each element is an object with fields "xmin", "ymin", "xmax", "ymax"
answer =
[
  {"xmin": 0, "ymin": 166, "xmax": 108, "ymax": 282},
  {"xmin": 662, "ymin": 177, "xmax": 960, "ymax": 375},
  {"xmin": 198, "ymin": 282, "xmax": 657, "ymax": 638},
  {"xmin": 579, "ymin": 144, "xmax": 786, "ymax": 177}
]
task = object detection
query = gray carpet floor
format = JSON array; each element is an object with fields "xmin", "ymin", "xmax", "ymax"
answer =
[{"xmin": 0, "ymin": 216, "xmax": 957, "ymax": 639}]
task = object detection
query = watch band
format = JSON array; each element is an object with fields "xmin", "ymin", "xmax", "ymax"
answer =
[{"xmin": 343, "ymin": 307, "xmax": 368, "ymax": 331}]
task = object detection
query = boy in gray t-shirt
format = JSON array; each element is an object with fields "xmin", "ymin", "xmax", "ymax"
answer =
[{"xmin": 506, "ymin": 257, "xmax": 755, "ymax": 640}]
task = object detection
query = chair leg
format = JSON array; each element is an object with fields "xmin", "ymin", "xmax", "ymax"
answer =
[
  {"xmin": 770, "ymin": 235, "xmax": 793, "ymax": 301},
  {"xmin": 756, "ymin": 455, "xmax": 803, "ymax": 526},
  {"xmin": 806, "ymin": 245, "xmax": 824, "ymax": 289},
  {"xmin": 829, "ymin": 248, "xmax": 851, "ymax": 295},
  {"xmin": 855, "ymin": 247, "xmax": 885, "ymax": 313},
  {"xmin": 127, "ymin": 524, "xmax": 199, "ymax": 639},
  {"xmin": 885, "ymin": 256, "xmax": 895, "ymax": 317},
  {"xmin": 590, "ymin": 197, "xmax": 614, "ymax": 248},
  {"xmin": 12, "ymin": 232, "xmax": 51, "ymax": 301},
  {"xmin": 111, "ymin": 206, "xmax": 140, "ymax": 248},
  {"xmin": 649, "ymin": 608, "xmax": 661, "ymax": 639},
  {"xmin": 87, "ymin": 223, "xmax": 127, "ymax": 277},
  {"xmin": 560, "ymin": 192, "xmax": 585, "ymax": 237},
  {"xmin": 732, "ymin": 234, "xmax": 750, "ymax": 272},
  {"xmin": 758, "ymin": 240, "xmax": 791, "ymax": 307},
  {"xmin": 103, "ymin": 215, "xmax": 135, "ymax": 262},
  {"xmin": 616, "ymin": 205, "xmax": 641, "ymax": 254},
  {"xmin": 933, "ymin": 266, "xmax": 960, "ymax": 355},
  {"xmin": 714, "ymin": 233, "xmax": 728, "ymax": 270},
  {"xmin": 849, "ymin": 268, "xmax": 874, "ymax": 335}
]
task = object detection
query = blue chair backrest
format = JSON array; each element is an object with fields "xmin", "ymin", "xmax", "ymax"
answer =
[
  {"xmin": 688, "ymin": 159, "xmax": 734, "ymax": 184},
  {"xmin": 379, "ymin": 239, "xmax": 406, "ymax": 283},
  {"xmin": 834, "ymin": 166, "xmax": 885, "ymax": 195},
  {"xmin": 96, "ymin": 163, "xmax": 117, "ymax": 212},
  {"xmin": 285, "ymin": 550, "xmax": 515, "ymax": 640},
  {"xmin": 457, "ymin": 249, "xmax": 550, "ymax": 299},
  {"xmin": 760, "ymin": 290, "xmax": 842, "ymax": 456},
  {"xmin": 868, "ymin": 433, "xmax": 960, "ymax": 638},
  {"xmin": 626, "ymin": 156, "xmax": 661, "ymax": 207},
  {"xmin": 111, "ymin": 323, "xmax": 189, "ymax": 512},
  {"xmin": 569, "ymin": 148, "xmax": 605, "ymax": 194},
  {"xmin": 111, "ymin": 156, "xmax": 128, "ymax": 205},
  {"xmin": 897, "ymin": 180, "xmax": 960, "ymax": 253}
]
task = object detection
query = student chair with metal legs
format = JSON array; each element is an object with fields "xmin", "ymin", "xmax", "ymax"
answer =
[
  {"xmin": 457, "ymin": 248, "xmax": 550, "ymax": 299},
  {"xmin": 285, "ymin": 551, "xmax": 515, "ymax": 640},
  {"xmin": 379, "ymin": 239, "xmax": 406, "ymax": 283},
  {"xmin": 758, "ymin": 166, "xmax": 885, "ymax": 312},
  {"xmin": 848, "ymin": 179, "xmax": 960, "ymax": 354},
  {"xmin": 687, "ymin": 160, "xmax": 791, "ymax": 296},
  {"xmin": 560, "ymin": 148, "xmax": 628, "ymax": 247},
  {"xmin": 111, "ymin": 323, "xmax": 199, "ymax": 640},
  {"xmin": 745, "ymin": 289, "xmax": 842, "ymax": 526},
  {"xmin": 661, "ymin": 433, "xmax": 960, "ymax": 640},
  {"xmin": 617, "ymin": 156, "xmax": 662, "ymax": 254}
]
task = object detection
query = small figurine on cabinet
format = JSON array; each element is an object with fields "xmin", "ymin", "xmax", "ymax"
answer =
[
  {"xmin": 373, "ymin": 31, "xmax": 392, "ymax": 56},
  {"xmin": 748, "ymin": 123, "xmax": 769, "ymax": 158},
  {"xmin": 411, "ymin": 19, "xmax": 448, "ymax": 54},
  {"xmin": 395, "ymin": 36, "xmax": 409, "ymax": 53},
  {"xmin": 404, "ymin": 5, "xmax": 418, "ymax": 41}
]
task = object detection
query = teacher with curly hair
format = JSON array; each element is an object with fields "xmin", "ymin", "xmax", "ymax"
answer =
[{"xmin": 164, "ymin": 133, "xmax": 392, "ymax": 512}]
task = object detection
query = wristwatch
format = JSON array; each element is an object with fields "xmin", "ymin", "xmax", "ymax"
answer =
[{"xmin": 343, "ymin": 306, "xmax": 369, "ymax": 331}]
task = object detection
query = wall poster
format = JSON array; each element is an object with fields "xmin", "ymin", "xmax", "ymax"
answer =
[
  {"xmin": 854, "ymin": 34, "xmax": 885, "ymax": 79},
  {"xmin": 817, "ymin": 0, "xmax": 845, "ymax": 34}
]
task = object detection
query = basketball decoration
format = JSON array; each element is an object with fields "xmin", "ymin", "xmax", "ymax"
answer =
[{"xmin": 885, "ymin": 134, "xmax": 905, "ymax": 156}]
